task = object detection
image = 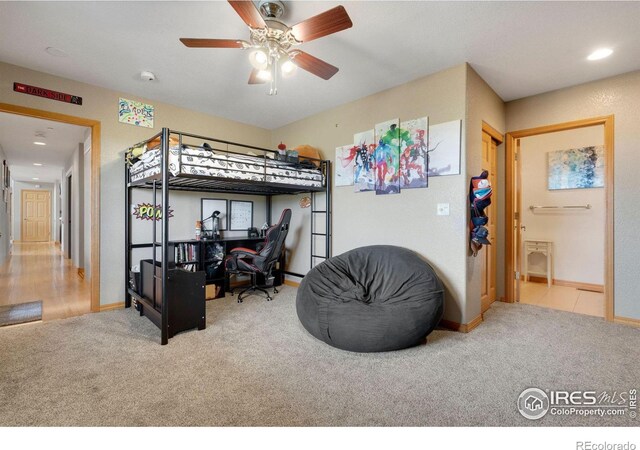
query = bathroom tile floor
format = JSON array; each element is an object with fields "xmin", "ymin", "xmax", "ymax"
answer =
[{"xmin": 519, "ymin": 281, "xmax": 604, "ymax": 317}]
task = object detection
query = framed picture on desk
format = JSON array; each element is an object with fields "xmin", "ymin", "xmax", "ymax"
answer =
[{"xmin": 229, "ymin": 200, "xmax": 253, "ymax": 230}]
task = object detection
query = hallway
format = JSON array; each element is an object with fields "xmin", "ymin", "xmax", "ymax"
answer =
[{"xmin": 0, "ymin": 242, "xmax": 90, "ymax": 321}]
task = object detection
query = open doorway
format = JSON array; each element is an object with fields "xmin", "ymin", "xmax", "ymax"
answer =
[
  {"xmin": 0, "ymin": 103, "xmax": 101, "ymax": 317},
  {"xmin": 505, "ymin": 116, "xmax": 614, "ymax": 321}
]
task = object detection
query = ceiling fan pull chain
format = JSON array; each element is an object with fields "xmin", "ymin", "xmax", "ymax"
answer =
[
  {"xmin": 273, "ymin": 62, "xmax": 278, "ymax": 95},
  {"xmin": 269, "ymin": 54, "xmax": 278, "ymax": 95}
]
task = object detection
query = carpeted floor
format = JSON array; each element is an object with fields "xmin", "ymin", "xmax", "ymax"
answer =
[{"xmin": 0, "ymin": 286, "xmax": 637, "ymax": 426}]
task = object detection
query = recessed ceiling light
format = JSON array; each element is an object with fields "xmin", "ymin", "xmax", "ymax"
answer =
[
  {"xmin": 32, "ymin": 177, "xmax": 40, "ymax": 180},
  {"xmin": 34, "ymin": 132, "xmax": 47, "ymax": 145},
  {"xmin": 45, "ymin": 47, "xmax": 68, "ymax": 57},
  {"xmin": 587, "ymin": 48, "xmax": 613, "ymax": 61},
  {"xmin": 33, "ymin": 163, "xmax": 43, "ymax": 166}
]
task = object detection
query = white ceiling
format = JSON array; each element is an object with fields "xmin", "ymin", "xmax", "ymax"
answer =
[
  {"xmin": 1, "ymin": 1, "xmax": 639, "ymax": 129},
  {"xmin": 0, "ymin": 112, "xmax": 88, "ymax": 183}
]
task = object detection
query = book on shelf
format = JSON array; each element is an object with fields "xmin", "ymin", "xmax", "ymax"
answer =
[
  {"xmin": 179, "ymin": 263, "xmax": 197, "ymax": 272},
  {"xmin": 174, "ymin": 242, "xmax": 198, "ymax": 264}
]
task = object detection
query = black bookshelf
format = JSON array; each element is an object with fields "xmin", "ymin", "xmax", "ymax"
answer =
[{"xmin": 160, "ymin": 237, "xmax": 283, "ymax": 300}]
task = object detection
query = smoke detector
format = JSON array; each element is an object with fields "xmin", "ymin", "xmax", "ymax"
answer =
[
  {"xmin": 45, "ymin": 47, "xmax": 68, "ymax": 57},
  {"xmin": 140, "ymin": 71, "xmax": 156, "ymax": 81}
]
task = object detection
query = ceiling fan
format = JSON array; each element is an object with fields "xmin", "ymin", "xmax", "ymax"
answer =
[{"xmin": 180, "ymin": 0, "xmax": 353, "ymax": 95}]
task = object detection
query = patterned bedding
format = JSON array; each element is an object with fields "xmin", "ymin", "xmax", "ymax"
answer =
[{"xmin": 129, "ymin": 146, "xmax": 323, "ymax": 187}]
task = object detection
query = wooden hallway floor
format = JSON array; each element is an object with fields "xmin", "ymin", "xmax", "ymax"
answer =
[{"xmin": 0, "ymin": 242, "xmax": 90, "ymax": 321}]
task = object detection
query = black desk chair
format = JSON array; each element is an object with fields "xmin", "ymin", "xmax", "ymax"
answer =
[{"xmin": 225, "ymin": 208, "xmax": 292, "ymax": 302}]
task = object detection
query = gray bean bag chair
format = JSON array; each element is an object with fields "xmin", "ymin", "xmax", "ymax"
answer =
[{"xmin": 296, "ymin": 245, "xmax": 444, "ymax": 352}]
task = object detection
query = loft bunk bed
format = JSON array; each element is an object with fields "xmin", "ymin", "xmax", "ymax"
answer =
[{"xmin": 124, "ymin": 128, "xmax": 331, "ymax": 345}]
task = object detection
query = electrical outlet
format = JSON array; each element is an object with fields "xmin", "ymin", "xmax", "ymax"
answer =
[{"xmin": 437, "ymin": 203, "xmax": 450, "ymax": 216}]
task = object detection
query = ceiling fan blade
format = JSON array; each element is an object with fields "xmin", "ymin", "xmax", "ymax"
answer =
[
  {"xmin": 248, "ymin": 69, "xmax": 267, "ymax": 85},
  {"xmin": 292, "ymin": 51, "xmax": 339, "ymax": 80},
  {"xmin": 180, "ymin": 38, "xmax": 244, "ymax": 48},
  {"xmin": 228, "ymin": 0, "xmax": 267, "ymax": 29},
  {"xmin": 290, "ymin": 5, "xmax": 353, "ymax": 43}
]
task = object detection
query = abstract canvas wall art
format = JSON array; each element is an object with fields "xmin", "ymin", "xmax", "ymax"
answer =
[
  {"xmin": 335, "ymin": 144, "xmax": 356, "ymax": 187},
  {"xmin": 374, "ymin": 119, "xmax": 400, "ymax": 195},
  {"xmin": 547, "ymin": 145, "xmax": 604, "ymax": 190},
  {"xmin": 353, "ymin": 129, "xmax": 375, "ymax": 192},
  {"xmin": 427, "ymin": 120, "xmax": 461, "ymax": 176},
  {"xmin": 399, "ymin": 117, "xmax": 429, "ymax": 189}
]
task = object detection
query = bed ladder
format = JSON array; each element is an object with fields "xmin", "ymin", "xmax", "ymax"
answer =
[{"xmin": 310, "ymin": 187, "xmax": 331, "ymax": 268}]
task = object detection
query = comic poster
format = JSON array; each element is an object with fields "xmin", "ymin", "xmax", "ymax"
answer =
[
  {"xmin": 374, "ymin": 119, "xmax": 400, "ymax": 195},
  {"xmin": 353, "ymin": 129, "xmax": 375, "ymax": 192},
  {"xmin": 399, "ymin": 117, "xmax": 429, "ymax": 189},
  {"xmin": 335, "ymin": 144, "xmax": 356, "ymax": 186}
]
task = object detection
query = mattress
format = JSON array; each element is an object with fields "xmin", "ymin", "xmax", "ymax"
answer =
[{"xmin": 129, "ymin": 146, "xmax": 323, "ymax": 188}]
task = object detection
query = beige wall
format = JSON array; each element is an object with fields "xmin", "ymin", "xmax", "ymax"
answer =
[
  {"xmin": 62, "ymin": 143, "xmax": 84, "ymax": 266},
  {"xmin": 520, "ymin": 127, "xmax": 605, "ymax": 285},
  {"xmin": 0, "ymin": 61, "xmax": 271, "ymax": 305},
  {"xmin": 272, "ymin": 64, "xmax": 471, "ymax": 323},
  {"xmin": 6, "ymin": 55, "xmax": 633, "ymax": 323},
  {"xmin": 465, "ymin": 66, "xmax": 506, "ymax": 320},
  {"xmin": 506, "ymin": 70, "xmax": 640, "ymax": 320}
]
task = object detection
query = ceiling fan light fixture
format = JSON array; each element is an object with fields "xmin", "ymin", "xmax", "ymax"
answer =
[
  {"xmin": 180, "ymin": 1, "xmax": 352, "ymax": 94},
  {"xmin": 249, "ymin": 49, "xmax": 269, "ymax": 70},
  {"xmin": 281, "ymin": 59, "xmax": 297, "ymax": 76},
  {"xmin": 257, "ymin": 69, "xmax": 272, "ymax": 81}
]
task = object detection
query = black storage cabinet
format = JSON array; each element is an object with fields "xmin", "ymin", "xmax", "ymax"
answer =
[{"xmin": 140, "ymin": 259, "xmax": 206, "ymax": 339}]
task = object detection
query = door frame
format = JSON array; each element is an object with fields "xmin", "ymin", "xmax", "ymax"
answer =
[
  {"xmin": 21, "ymin": 189, "xmax": 51, "ymax": 242},
  {"xmin": 481, "ymin": 121, "xmax": 503, "ymax": 312},
  {"xmin": 505, "ymin": 115, "xmax": 614, "ymax": 321},
  {"xmin": 0, "ymin": 102, "xmax": 101, "ymax": 313}
]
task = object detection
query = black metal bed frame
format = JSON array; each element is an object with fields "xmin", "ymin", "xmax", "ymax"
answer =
[{"xmin": 124, "ymin": 128, "xmax": 332, "ymax": 344}]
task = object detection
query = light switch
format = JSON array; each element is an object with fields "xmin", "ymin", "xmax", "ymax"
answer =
[{"xmin": 437, "ymin": 203, "xmax": 450, "ymax": 216}]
